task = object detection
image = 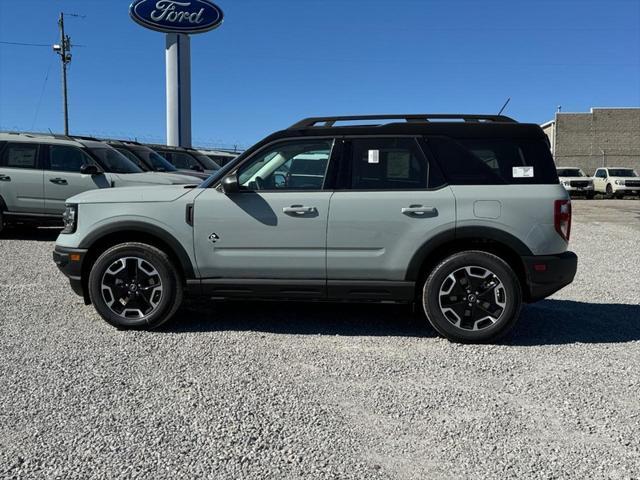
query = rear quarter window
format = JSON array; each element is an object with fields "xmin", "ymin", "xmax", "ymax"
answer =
[{"xmin": 426, "ymin": 136, "xmax": 558, "ymax": 185}]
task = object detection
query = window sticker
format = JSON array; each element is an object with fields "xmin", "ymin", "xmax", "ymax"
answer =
[
  {"xmin": 367, "ymin": 149, "xmax": 379, "ymax": 164},
  {"xmin": 513, "ymin": 166, "xmax": 534, "ymax": 178}
]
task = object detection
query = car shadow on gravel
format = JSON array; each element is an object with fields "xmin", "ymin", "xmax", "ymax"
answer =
[
  {"xmin": 166, "ymin": 298, "xmax": 640, "ymax": 344},
  {"xmin": 509, "ymin": 299, "xmax": 640, "ymax": 345},
  {"xmin": 0, "ymin": 227, "xmax": 61, "ymax": 241},
  {"xmin": 165, "ymin": 300, "xmax": 434, "ymax": 338}
]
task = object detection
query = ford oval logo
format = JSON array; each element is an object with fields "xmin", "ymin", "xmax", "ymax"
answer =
[{"xmin": 130, "ymin": 0, "xmax": 223, "ymax": 34}]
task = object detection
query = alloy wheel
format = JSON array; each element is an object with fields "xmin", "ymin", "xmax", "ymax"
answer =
[
  {"xmin": 437, "ymin": 265, "xmax": 506, "ymax": 331},
  {"xmin": 100, "ymin": 256, "xmax": 163, "ymax": 319}
]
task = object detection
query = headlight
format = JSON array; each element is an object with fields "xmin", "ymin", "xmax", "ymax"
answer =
[
  {"xmin": 562, "ymin": 181, "xmax": 570, "ymax": 186},
  {"xmin": 614, "ymin": 180, "xmax": 624, "ymax": 185},
  {"xmin": 61, "ymin": 204, "xmax": 77, "ymax": 234}
]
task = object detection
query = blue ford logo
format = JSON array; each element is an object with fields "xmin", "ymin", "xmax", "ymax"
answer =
[{"xmin": 130, "ymin": 0, "xmax": 224, "ymax": 34}]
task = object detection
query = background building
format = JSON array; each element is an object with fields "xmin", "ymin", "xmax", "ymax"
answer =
[{"xmin": 541, "ymin": 107, "xmax": 640, "ymax": 173}]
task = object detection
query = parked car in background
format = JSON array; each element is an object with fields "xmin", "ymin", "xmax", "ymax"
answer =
[
  {"xmin": 105, "ymin": 140, "xmax": 207, "ymax": 181},
  {"xmin": 53, "ymin": 113, "xmax": 577, "ymax": 343},
  {"xmin": 0, "ymin": 132, "xmax": 196, "ymax": 231},
  {"xmin": 593, "ymin": 167, "xmax": 640, "ymax": 198},
  {"xmin": 197, "ymin": 148, "xmax": 239, "ymax": 167},
  {"xmin": 556, "ymin": 167, "xmax": 594, "ymax": 199},
  {"xmin": 147, "ymin": 144, "xmax": 220, "ymax": 175}
]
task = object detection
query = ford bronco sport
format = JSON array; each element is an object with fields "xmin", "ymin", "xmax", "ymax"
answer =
[
  {"xmin": 0, "ymin": 132, "xmax": 199, "ymax": 230},
  {"xmin": 53, "ymin": 114, "xmax": 578, "ymax": 343}
]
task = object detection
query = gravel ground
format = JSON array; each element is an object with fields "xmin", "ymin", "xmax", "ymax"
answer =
[{"xmin": 1, "ymin": 200, "xmax": 639, "ymax": 480}]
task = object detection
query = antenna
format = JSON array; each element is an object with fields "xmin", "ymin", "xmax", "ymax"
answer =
[{"xmin": 497, "ymin": 97, "xmax": 511, "ymax": 116}]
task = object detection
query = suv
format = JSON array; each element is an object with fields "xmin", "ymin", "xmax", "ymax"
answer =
[
  {"xmin": 556, "ymin": 167, "xmax": 594, "ymax": 199},
  {"xmin": 53, "ymin": 114, "xmax": 577, "ymax": 343},
  {"xmin": 148, "ymin": 144, "xmax": 221, "ymax": 175},
  {"xmin": 105, "ymin": 140, "xmax": 208, "ymax": 181},
  {"xmin": 0, "ymin": 132, "xmax": 198, "ymax": 230},
  {"xmin": 592, "ymin": 167, "xmax": 640, "ymax": 198}
]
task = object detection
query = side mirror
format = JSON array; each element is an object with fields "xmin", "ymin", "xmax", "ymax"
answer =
[
  {"xmin": 191, "ymin": 164, "xmax": 204, "ymax": 172},
  {"xmin": 80, "ymin": 164, "xmax": 100, "ymax": 175},
  {"xmin": 221, "ymin": 174, "xmax": 240, "ymax": 194}
]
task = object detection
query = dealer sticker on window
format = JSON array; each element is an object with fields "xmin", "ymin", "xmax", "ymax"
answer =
[
  {"xmin": 513, "ymin": 166, "xmax": 534, "ymax": 178},
  {"xmin": 368, "ymin": 149, "xmax": 380, "ymax": 164}
]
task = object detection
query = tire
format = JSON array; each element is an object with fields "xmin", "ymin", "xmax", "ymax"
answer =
[
  {"xmin": 606, "ymin": 184, "xmax": 614, "ymax": 198},
  {"xmin": 0, "ymin": 211, "xmax": 4, "ymax": 234},
  {"xmin": 88, "ymin": 242, "xmax": 183, "ymax": 329},
  {"xmin": 422, "ymin": 251, "xmax": 522, "ymax": 343}
]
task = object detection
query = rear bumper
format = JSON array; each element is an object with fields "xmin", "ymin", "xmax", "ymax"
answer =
[
  {"xmin": 522, "ymin": 251, "xmax": 577, "ymax": 302},
  {"xmin": 53, "ymin": 246, "xmax": 88, "ymax": 299}
]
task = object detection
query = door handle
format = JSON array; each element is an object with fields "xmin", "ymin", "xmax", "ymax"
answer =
[
  {"xmin": 49, "ymin": 178, "xmax": 68, "ymax": 185},
  {"xmin": 0, "ymin": 175, "xmax": 10, "ymax": 182},
  {"xmin": 283, "ymin": 205, "xmax": 317, "ymax": 215},
  {"xmin": 401, "ymin": 205, "xmax": 438, "ymax": 217}
]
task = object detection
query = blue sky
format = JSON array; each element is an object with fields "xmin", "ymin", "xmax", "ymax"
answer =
[{"xmin": 1, "ymin": 0, "xmax": 638, "ymax": 149}]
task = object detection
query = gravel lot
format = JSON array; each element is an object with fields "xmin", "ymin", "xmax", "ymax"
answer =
[{"xmin": 1, "ymin": 200, "xmax": 639, "ymax": 480}]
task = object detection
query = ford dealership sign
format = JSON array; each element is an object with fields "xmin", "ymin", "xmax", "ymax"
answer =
[{"xmin": 130, "ymin": 0, "xmax": 223, "ymax": 34}]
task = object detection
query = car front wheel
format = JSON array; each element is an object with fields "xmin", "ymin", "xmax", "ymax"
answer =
[
  {"xmin": 422, "ymin": 251, "xmax": 522, "ymax": 343},
  {"xmin": 88, "ymin": 242, "xmax": 183, "ymax": 329}
]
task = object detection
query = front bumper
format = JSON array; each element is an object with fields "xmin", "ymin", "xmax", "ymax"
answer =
[
  {"xmin": 522, "ymin": 251, "xmax": 578, "ymax": 302},
  {"xmin": 563, "ymin": 185, "xmax": 593, "ymax": 193},
  {"xmin": 53, "ymin": 246, "xmax": 88, "ymax": 299}
]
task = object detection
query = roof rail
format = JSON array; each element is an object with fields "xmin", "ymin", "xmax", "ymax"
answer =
[{"xmin": 289, "ymin": 114, "xmax": 517, "ymax": 129}]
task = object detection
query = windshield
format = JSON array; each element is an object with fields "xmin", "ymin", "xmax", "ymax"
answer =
[
  {"xmin": 131, "ymin": 147, "xmax": 177, "ymax": 172},
  {"xmin": 192, "ymin": 153, "xmax": 220, "ymax": 170},
  {"xmin": 608, "ymin": 169, "xmax": 638, "ymax": 177},
  {"xmin": 557, "ymin": 168, "xmax": 585, "ymax": 177},
  {"xmin": 88, "ymin": 146, "xmax": 143, "ymax": 174}
]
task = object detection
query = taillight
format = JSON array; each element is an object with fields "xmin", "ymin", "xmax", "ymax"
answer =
[{"xmin": 554, "ymin": 199, "xmax": 572, "ymax": 242}]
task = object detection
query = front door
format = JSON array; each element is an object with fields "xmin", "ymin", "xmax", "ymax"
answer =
[
  {"xmin": 43, "ymin": 144, "xmax": 111, "ymax": 214},
  {"xmin": 326, "ymin": 137, "xmax": 456, "ymax": 296},
  {"xmin": 193, "ymin": 138, "xmax": 336, "ymax": 286}
]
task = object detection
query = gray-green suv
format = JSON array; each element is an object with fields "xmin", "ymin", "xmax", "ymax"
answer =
[
  {"xmin": 0, "ymin": 132, "xmax": 199, "ymax": 230},
  {"xmin": 53, "ymin": 115, "xmax": 578, "ymax": 343}
]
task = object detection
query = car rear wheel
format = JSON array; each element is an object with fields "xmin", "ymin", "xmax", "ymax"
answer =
[
  {"xmin": 88, "ymin": 242, "xmax": 183, "ymax": 329},
  {"xmin": 422, "ymin": 251, "xmax": 522, "ymax": 343}
]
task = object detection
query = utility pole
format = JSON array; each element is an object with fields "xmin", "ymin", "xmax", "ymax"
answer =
[{"xmin": 53, "ymin": 12, "xmax": 72, "ymax": 135}]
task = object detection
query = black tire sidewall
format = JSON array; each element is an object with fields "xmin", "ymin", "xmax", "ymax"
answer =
[
  {"xmin": 88, "ymin": 243, "xmax": 182, "ymax": 329},
  {"xmin": 423, "ymin": 251, "xmax": 522, "ymax": 343}
]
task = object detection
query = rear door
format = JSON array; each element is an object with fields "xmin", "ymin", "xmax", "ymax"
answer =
[
  {"xmin": 593, "ymin": 168, "xmax": 607, "ymax": 192},
  {"xmin": 0, "ymin": 141, "xmax": 45, "ymax": 213},
  {"xmin": 326, "ymin": 137, "xmax": 456, "ymax": 299},
  {"xmin": 43, "ymin": 144, "xmax": 111, "ymax": 214}
]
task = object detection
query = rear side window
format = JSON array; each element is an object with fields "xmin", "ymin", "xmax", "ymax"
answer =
[
  {"xmin": 346, "ymin": 137, "xmax": 443, "ymax": 190},
  {"xmin": 427, "ymin": 137, "xmax": 558, "ymax": 185},
  {"xmin": 0, "ymin": 142, "xmax": 39, "ymax": 169}
]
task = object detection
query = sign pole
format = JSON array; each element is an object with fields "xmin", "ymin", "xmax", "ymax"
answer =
[{"xmin": 165, "ymin": 33, "xmax": 192, "ymax": 148}]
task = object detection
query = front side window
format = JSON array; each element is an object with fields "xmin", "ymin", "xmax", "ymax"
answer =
[
  {"xmin": 48, "ymin": 145, "xmax": 94, "ymax": 172},
  {"xmin": 348, "ymin": 137, "xmax": 436, "ymax": 190},
  {"xmin": 165, "ymin": 151, "xmax": 199, "ymax": 170},
  {"xmin": 595, "ymin": 170, "xmax": 606, "ymax": 178},
  {"xmin": 131, "ymin": 148, "xmax": 177, "ymax": 172},
  {"xmin": 237, "ymin": 139, "xmax": 334, "ymax": 191},
  {"xmin": 0, "ymin": 143, "xmax": 39, "ymax": 169}
]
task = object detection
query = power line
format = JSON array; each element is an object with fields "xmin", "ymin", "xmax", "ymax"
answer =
[{"xmin": 0, "ymin": 41, "xmax": 52, "ymax": 47}]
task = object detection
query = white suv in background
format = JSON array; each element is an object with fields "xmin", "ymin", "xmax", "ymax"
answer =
[
  {"xmin": 593, "ymin": 167, "xmax": 640, "ymax": 198},
  {"xmin": 556, "ymin": 167, "xmax": 594, "ymax": 199}
]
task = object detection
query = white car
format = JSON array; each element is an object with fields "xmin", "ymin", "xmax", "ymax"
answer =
[
  {"xmin": 556, "ymin": 167, "xmax": 594, "ymax": 199},
  {"xmin": 593, "ymin": 167, "xmax": 640, "ymax": 198}
]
